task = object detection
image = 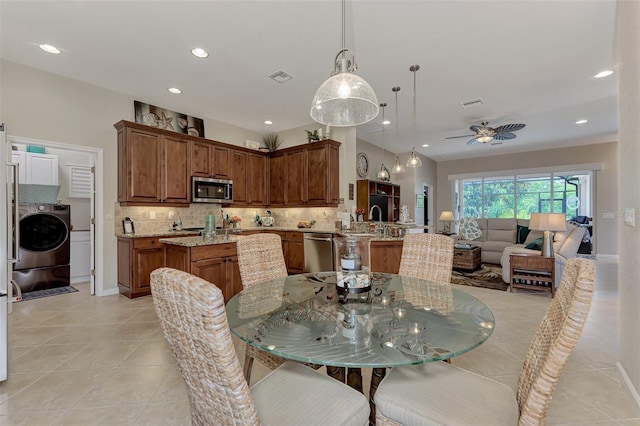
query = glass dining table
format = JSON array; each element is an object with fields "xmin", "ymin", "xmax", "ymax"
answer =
[{"xmin": 226, "ymin": 272, "xmax": 495, "ymax": 424}]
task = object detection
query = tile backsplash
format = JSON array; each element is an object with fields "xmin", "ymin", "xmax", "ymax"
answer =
[{"xmin": 114, "ymin": 204, "xmax": 343, "ymax": 234}]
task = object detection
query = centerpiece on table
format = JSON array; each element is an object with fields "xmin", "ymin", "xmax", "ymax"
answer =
[{"xmin": 334, "ymin": 237, "xmax": 371, "ymax": 302}]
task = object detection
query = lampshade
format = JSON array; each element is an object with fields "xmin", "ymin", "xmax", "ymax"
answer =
[
  {"xmin": 529, "ymin": 213, "xmax": 567, "ymax": 231},
  {"xmin": 439, "ymin": 211, "xmax": 455, "ymax": 221},
  {"xmin": 310, "ymin": 0, "xmax": 379, "ymax": 127},
  {"xmin": 406, "ymin": 147, "xmax": 422, "ymax": 167},
  {"xmin": 391, "ymin": 86, "xmax": 405, "ymax": 174},
  {"xmin": 376, "ymin": 102, "xmax": 389, "ymax": 180},
  {"xmin": 392, "ymin": 155, "xmax": 405, "ymax": 173}
]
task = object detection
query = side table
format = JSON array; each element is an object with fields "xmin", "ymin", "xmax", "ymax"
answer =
[
  {"xmin": 509, "ymin": 253, "xmax": 555, "ymax": 297},
  {"xmin": 453, "ymin": 246, "xmax": 481, "ymax": 271}
]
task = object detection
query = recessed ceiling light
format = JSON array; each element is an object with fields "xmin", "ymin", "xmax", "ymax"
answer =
[
  {"xmin": 264, "ymin": 120, "xmax": 273, "ymax": 125},
  {"xmin": 191, "ymin": 47, "xmax": 209, "ymax": 58},
  {"xmin": 39, "ymin": 44, "xmax": 60, "ymax": 54},
  {"xmin": 422, "ymin": 144, "xmax": 429, "ymax": 148},
  {"xmin": 576, "ymin": 119, "xmax": 588, "ymax": 124},
  {"xmin": 383, "ymin": 120, "xmax": 391, "ymax": 125},
  {"xmin": 594, "ymin": 70, "xmax": 613, "ymax": 78},
  {"xmin": 168, "ymin": 87, "xmax": 182, "ymax": 94}
]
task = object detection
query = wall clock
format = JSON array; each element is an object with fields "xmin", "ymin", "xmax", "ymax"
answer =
[{"xmin": 357, "ymin": 152, "xmax": 369, "ymax": 178}]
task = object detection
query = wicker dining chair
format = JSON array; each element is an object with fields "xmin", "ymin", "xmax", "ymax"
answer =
[
  {"xmin": 235, "ymin": 233, "xmax": 289, "ymax": 382},
  {"xmin": 398, "ymin": 233, "xmax": 455, "ymax": 284},
  {"xmin": 373, "ymin": 258, "xmax": 596, "ymax": 426},
  {"xmin": 150, "ymin": 268, "xmax": 370, "ymax": 426}
]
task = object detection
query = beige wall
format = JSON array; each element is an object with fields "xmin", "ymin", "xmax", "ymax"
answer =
[
  {"xmin": 436, "ymin": 142, "xmax": 618, "ymax": 255},
  {"xmin": 617, "ymin": 0, "xmax": 640, "ymax": 404},
  {"xmin": 0, "ymin": 60, "xmax": 261, "ymax": 294}
]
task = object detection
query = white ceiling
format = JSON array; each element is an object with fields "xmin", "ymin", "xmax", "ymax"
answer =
[{"xmin": 0, "ymin": 1, "xmax": 618, "ymax": 161}]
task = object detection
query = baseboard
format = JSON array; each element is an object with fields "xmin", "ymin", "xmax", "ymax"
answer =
[
  {"xmin": 98, "ymin": 287, "xmax": 120, "ymax": 297},
  {"xmin": 595, "ymin": 254, "xmax": 619, "ymax": 261},
  {"xmin": 617, "ymin": 362, "xmax": 640, "ymax": 416},
  {"xmin": 70, "ymin": 276, "xmax": 91, "ymax": 284}
]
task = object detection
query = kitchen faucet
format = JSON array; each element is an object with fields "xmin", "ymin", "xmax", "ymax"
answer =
[{"xmin": 369, "ymin": 205, "xmax": 384, "ymax": 234}]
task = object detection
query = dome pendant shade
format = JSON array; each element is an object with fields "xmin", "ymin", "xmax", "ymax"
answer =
[
  {"xmin": 376, "ymin": 164, "xmax": 389, "ymax": 180},
  {"xmin": 311, "ymin": 69, "xmax": 379, "ymax": 127},
  {"xmin": 392, "ymin": 155, "xmax": 405, "ymax": 173},
  {"xmin": 406, "ymin": 147, "xmax": 423, "ymax": 167}
]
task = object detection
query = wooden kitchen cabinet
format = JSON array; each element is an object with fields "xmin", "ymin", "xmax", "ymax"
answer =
[
  {"xmin": 117, "ymin": 236, "xmax": 165, "ymax": 298},
  {"xmin": 164, "ymin": 242, "xmax": 242, "ymax": 302},
  {"xmin": 231, "ymin": 150, "xmax": 267, "ymax": 206},
  {"xmin": 191, "ymin": 141, "xmax": 232, "ymax": 179},
  {"xmin": 266, "ymin": 231, "xmax": 304, "ymax": 274},
  {"xmin": 116, "ymin": 121, "xmax": 190, "ymax": 206},
  {"xmin": 357, "ymin": 179, "xmax": 401, "ymax": 222},
  {"xmin": 268, "ymin": 140, "xmax": 340, "ymax": 207},
  {"xmin": 369, "ymin": 240, "xmax": 403, "ymax": 274}
]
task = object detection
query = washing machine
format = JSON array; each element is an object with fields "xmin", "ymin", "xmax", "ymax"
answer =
[{"xmin": 13, "ymin": 203, "xmax": 71, "ymax": 293}]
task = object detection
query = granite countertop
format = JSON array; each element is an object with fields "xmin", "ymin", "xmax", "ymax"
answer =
[
  {"xmin": 159, "ymin": 235, "xmax": 240, "ymax": 247},
  {"xmin": 116, "ymin": 230, "xmax": 200, "ymax": 239}
]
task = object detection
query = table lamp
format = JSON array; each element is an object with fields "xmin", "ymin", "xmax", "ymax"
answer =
[
  {"xmin": 439, "ymin": 211, "xmax": 455, "ymax": 234},
  {"xmin": 529, "ymin": 213, "xmax": 567, "ymax": 257}
]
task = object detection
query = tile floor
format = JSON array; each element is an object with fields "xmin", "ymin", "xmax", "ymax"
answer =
[{"xmin": 0, "ymin": 259, "xmax": 638, "ymax": 425}]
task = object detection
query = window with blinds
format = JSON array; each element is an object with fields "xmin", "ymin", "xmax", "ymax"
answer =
[{"xmin": 67, "ymin": 165, "xmax": 92, "ymax": 198}]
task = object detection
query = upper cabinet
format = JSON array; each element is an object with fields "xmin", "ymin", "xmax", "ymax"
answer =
[
  {"xmin": 12, "ymin": 151, "xmax": 59, "ymax": 185},
  {"xmin": 269, "ymin": 140, "xmax": 340, "ymax": 207},
  {"xmin": 116, "ymin": 120, "xmax": 340, "ymax": 208},
  {"xmin": 116, "ymin": 121, "xmax": 190, "ymax": 206},
  {"xmin": 190, "ymin": 141, "xmax": 231, "ymax": 179}
]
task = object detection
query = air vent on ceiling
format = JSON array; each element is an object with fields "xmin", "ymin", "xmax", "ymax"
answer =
[
  {"xmin": 268, "ymin": 70, "xmax": 294, "ymax": 83},
  {"xmin": 461, "ymin": 98, "xmax": 484, "ymax": 108}
]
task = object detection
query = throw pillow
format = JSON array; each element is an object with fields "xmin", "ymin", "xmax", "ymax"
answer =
[
  {"xmin": 524, "ymin": 230, "xmax": 544, "ymax": 246},
  {"xmin": 516, "ymin": 225, "xmax": 531, "ymax": 244},
  {"xmin": 457, "ymin": 218, "xmax": 482, "ymax": 240},
  {"xmin": 525, "ymin": 237, "xmax": 544, "ymax": 250}
]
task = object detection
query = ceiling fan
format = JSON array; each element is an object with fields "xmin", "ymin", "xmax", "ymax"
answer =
[{"xmin": 445, "ymin": 121, "xmax": 526, "ymax": 145}]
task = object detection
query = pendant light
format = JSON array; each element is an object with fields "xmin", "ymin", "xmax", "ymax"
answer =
[
  {"xmin": 391, "ymin": 86, "xmax": 405, "ymax": 174},
  {"xmin": 376, "ymin": 103, "xmax": 389, "ymax": 181},
  {"xmin": 310, "ymin": 0, "xmax": 379, "ymax": 127},
  {"xmin": 407, "ymin": 64, "xmax": 423, "ymax": 168}
]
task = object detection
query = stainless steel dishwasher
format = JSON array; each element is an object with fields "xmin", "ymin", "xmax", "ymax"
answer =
[{"xmin": 303, "ymin": 233, "xmax": 334, "ymax": 273}]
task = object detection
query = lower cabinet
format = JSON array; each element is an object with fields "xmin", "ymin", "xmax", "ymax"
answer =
[
  {"xmin": 269, "ymin": 231, "xmax": 305, "ymax": 274},
  {"xmin": 369, "ymin": 240, "xmax": 404, "ymax": 274},
  {"xmin": 118, "ymin": 236, "xmax": 166, "ymax": 298},
  {"xmin": 164, "ymin": 242, "xmax": 242, "ymax": 302}
]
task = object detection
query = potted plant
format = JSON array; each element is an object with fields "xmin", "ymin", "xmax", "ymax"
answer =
[
  {"xmin": 305, "ymin": 130, "xmax": 320, "ymax": 143},
  {"xmin": 261, "ymin": 133, "xmax": 281, "ymax": 152}
]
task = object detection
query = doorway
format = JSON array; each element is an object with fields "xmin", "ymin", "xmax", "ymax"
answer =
[
  {"xmin": 8, "ymin": 135, "xmax": 103, "ymax": 296},
  {"xmin": 423, "ymin": 184, "xmax": 433, "ymax": 233}
]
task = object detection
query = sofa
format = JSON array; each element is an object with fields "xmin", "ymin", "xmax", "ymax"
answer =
[{"xmin": 455, "ymin": 218, "xmax": 586, "ymax": 286}]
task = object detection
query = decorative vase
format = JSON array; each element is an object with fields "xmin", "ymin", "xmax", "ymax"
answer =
[
  {"xmin": 357, "ymin": 214, "xmax": 363, "ymax": 222},
  {"xmin": 232, "ymin": 222, "xmax": 237, "ymax": 229}
]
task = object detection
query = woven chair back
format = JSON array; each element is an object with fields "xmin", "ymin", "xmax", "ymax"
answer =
[
  {"xmin": 398, "ymin": 233, "xmax": 455, "ymax": 284},
  {"xmin": 236, "ymin": 233, "xmax": 287, "ymax": 288},
  {"xmin": 150, "ymin": 268, "xmax": 260, "ymax": 426},
  {"xmin": 516, "ymin": 258, "xmax": 595, "ymax": 425}
]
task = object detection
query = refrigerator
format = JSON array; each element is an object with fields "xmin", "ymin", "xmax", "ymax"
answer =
[{"xmin": 1, "ymin": 122, "xmax": 19, "ymax": 382}]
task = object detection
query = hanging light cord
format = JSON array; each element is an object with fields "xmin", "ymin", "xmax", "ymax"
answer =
[
  {"xmin": 381, "ymin": 103, "xmax": 386, "ymax": 157},
  {"xmin": 411, "ymin": 65, "xmax": 420, "ymax": 136}
]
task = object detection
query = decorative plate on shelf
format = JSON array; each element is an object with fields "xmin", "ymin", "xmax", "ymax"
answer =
[{"xmin": 357, "ymin": 152, "xmax": 369, "ymax": 178}]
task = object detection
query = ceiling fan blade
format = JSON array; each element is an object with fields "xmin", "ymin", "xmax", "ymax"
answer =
[
  {"xmin": 469, "ymin": 125, "xmax": 484, "ymax": 133},
  {"xmin": 466, "ymin": 138, "xmax": 479, "ymax": 145},
  {"xmin": 495, "ymin": 123, "xmax": 526, "ymax": 133},
  {"xmin": 493, "ymin": 132, "xmax": 517, "ymax": 141},
  {"xmin": 445, "ymin": 134, "xmax": 475, "ymax": 140}
]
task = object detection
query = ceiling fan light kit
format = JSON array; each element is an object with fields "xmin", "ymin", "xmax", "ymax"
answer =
[
  {"xmin": 445, "ymin": 121, "xmax": 526, "ymax": 145},
  {"xmin": 310, "ymin": 0, "xmax": 378, "ymax": 127}
]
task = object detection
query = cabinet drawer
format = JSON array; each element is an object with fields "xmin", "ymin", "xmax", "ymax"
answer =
[
  {"xmin": 191, "ymin": 243, "xmax": 237, "ymax": 262},
  {"xmin": 510, "ymin": 254, "xmax": 553, "ymax": 270},
  {"xmin": 285, "ymin": 231, "xmax": 304, "ymax": 242},
  {"xmin": 133, "ymin": 238, "xmax": 161, "ymax": 249}
]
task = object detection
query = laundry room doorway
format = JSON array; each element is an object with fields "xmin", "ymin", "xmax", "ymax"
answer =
[{"xmin": 8, "ymin": 135, "xmax": 103, "ymax": 296}]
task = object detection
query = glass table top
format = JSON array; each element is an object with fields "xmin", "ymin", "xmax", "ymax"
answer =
[{"xmin": 226, "ymin": 272, "xmax": 495, "ymax": 368}]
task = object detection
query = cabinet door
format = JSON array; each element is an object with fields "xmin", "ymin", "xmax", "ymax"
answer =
[
  {"xmin": 191, "ymin": 258, "xmax": 225, "ymax": 292},
  {"xmin": 247, "ymin": 153, "xmax": 267, "ymax": 205},
  {"xmin": 286, "ymin": 150, "xmax": 307, "ymax": 204},
  {"xmin": 307, "ymin": 144, "xmax": 328, "ymax": 204},
  {"xmin": 133, "ymin": 246, "xmax": 165, "ymax": 294},
  {"xmin": 269, "ymin": 154, "xmax": 286, "ymax": 205},
  {"xmin": 213, "ymin": 146, "xmax": 231, "ymax": 178},
  {"xmin": 285, "ymin": 232, "xmax": 305, "ymax": 274},
  {"xmin": 370, "ymin": 240, "xmax": 403, "ymax": 274},
  {"xmin": 226, "ymin": 256, "xmax": 243, "ymax": 301},
  {"xmin": 26, "ymin": 153, "xmax": 59, "ymax": 185},
  {"xmin": 123, "ymin": 128, "xmax": 161, "ymax": 203},
  {"xmin": 162, "ymin": 135, "xmax": 190, "ymax": 204},
  {"xmin": 11, "ymin": 151, "xmax": 26, "ymax": 184},
  {"xmin": 191, "ymin": 141, "xmax": 213, "ymax": 177},
  {"xmin": 231, "ymin": 150, "xmax": 247, "ymax": 204}
]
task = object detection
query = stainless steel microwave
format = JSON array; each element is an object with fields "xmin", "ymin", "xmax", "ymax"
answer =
[{"xmin": 191, "ymin": 177, "xmax": 233, "ymax": 203}]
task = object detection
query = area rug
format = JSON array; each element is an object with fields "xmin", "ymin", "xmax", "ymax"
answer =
[
  {"xmin": 21, "ymin": 286, "xmax": 79, "ymax": 301},
  {"xmin": 451, "ymin": 264, "xmax": 509, "ymax": 291}
]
